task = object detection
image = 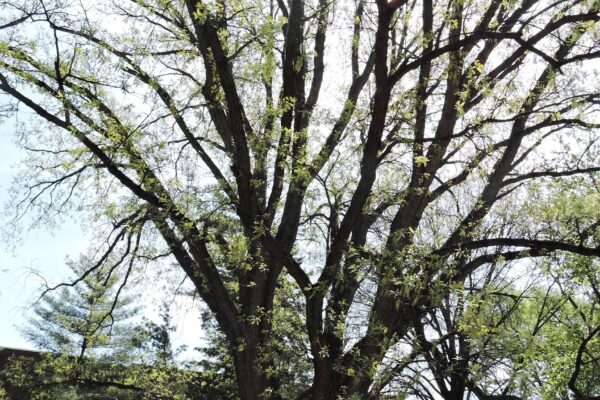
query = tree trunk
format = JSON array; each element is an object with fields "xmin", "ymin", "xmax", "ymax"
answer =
[{"xmin": 232, "ymin": 336, "xmax": 267, "ymax": 400}]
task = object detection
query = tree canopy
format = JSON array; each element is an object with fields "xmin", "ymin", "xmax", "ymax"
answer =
[{"xmin": 1, "ymin": 0, "xmax": 599, "ymax": 399}]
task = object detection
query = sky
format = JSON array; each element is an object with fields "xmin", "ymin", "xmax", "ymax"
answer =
[
  {"xmin": 0, "ymin": 118, "xmax": 204, "ymax": 358},
  {"xmin": 0, "ymin": 121, "xmax": 84, "ymax": 350}
]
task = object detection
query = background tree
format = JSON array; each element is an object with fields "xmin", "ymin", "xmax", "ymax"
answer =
[
  {"xmin": 1, "ymin": 256, "xmax": 142, "ymax": 399},
  {"xmin": 2, "ymin": 269, "xmax": 197, "ymax": 399},
  {"xmin": 1, "ymin": 0, "xmax": 600, "ymax": 399},
  {"xmin": 379, "ymin": 259, "xmax": 600, "ymax": 400},
  {"xmin": 23, "ymin": 256, "xmax": 139, "ymax": 363},
  {"xmin": 125, "ymin": 302, "xmax": 184, "ymax": 366}
]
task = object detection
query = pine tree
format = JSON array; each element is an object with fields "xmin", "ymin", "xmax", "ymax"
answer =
[
  {"xmin": 126, "ymin": 302, "xmax": 181, "ymax": 366},
  {"xmin": 23, "ymin": 256, "xmax": 139, "ymax": 362},
  {"xmin": 0, "ymin": 257, "xmax": 143, "ymax": 399}
]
